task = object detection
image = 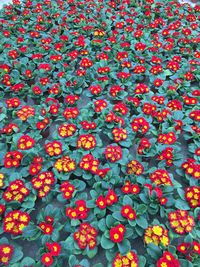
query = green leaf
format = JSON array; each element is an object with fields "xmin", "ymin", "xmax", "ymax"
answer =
[
  {"xmin": 112, "ymin": 211, "xmax": 124, "ymax": 222},
  {"xmin": 100, "ymin": 235, "xmax": 114, "ymax": 249},
  {"xmin": 168, "ymin": 245, "xmax": 176, "ymax": 254},
  {"xmin": 106, "ymin": 215, "xmax": 115, "ymax": 228},
  {"xmin": 98, "ymin": 219, "xmax": 106, "ymax": 231},
  {"xmin": 138, "ymin": 255, "xmax": 147, "ymax": 267},
  {"xmin": 20, "ymin": 257, "xmax": 35, "ymax": 267},
  {"xmin": 94, "ymin": 264, "xmax": 104, "ymax": 267},
  {"xmin": 68, "ymin": 255, "xmax": 77, "ymax": 267},
  {"xmin": 117, "ymin": 239, "xmax": 131, "ymax": 256},
  {"xmin": 10, "ymin": 246, "xmax": 23, "ymax": 264},
  {"xmin": 136, "ymin": 217, "xmax": 148, "ymax": 229},
  {"xmin": 22, "ymin": 224, "xmax": 39, "ymax": 240},
  {"xmin": 86, "ymin": 247, "xmax": 98, "ymax": 259},
  {"xmin": 71, "ymin": 219, "xmax": 80, "ymax": 227},
  {"xmin": 147, "ymin": 243, "xmax": 162, "ymax": 260},
  {"xmin": 175, "ymin": 199, "xmax": 190, "ymax": 210},
  {"xmin": 137, "ymin": 204, "xmax": 147, "ymax": 215},
  {"xmin": 123, "ymin": 195, "xmax": 133, "ymax": 205},
  {"xmin": 179, "ymin": 259, "xmax": 193, "ymax": 267},
  {"xmin": 184, "ymin": 235, "xmax": 193, "ymax": 243}
]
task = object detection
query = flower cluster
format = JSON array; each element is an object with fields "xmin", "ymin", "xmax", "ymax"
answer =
[
  {"xmin": 121, "ymin": 181, "xmax": 140, "ymax": 195},
  {"xmin": 54, "ymin": 156, "xmax": 76, "ymax": 172},
  {"xmin": 158, "ymin": 148, "xmax": 174, "ymax": 166},
  {"xmin": 58, "ymin": 124, "xmax": 77, "ymax": 138},
  {"xmin": 0, "ymin": 244, "xmax": 14, "ymax": 266},
  {"xmin": 112, "ymin": 251, "xmax": 138, "ymax": 267},
  {"xmin": 73, "ymin": 223, "xmax": 98, "ymax": 250},
  {"xmin": 168, "ymin": 210, "xmax": 195, "ymax": 235},
  {"xmin": 31, "ymin": 171, "xmax": 55, "ymax": 198},
  {"xmin": 17, "ymin": 135, "xmax": 35, "ymax": 150},
  {"xmin": 104, "ymin": 145, "xmax": 123, "ymax": 163},
  {"xmin": 110, "ymin": 224, "xmax": 126, "ymax": 243},
  {"xmin": 182, "ymin": 159, "xmax": 200, "ymax": 179},
  {"xmin": 131, "ymin": 118, "xmax": 149, "ymax": 134},
  {"xmin": 156, "ymin": 252, "xmax": 180, "ymax": 267},
  {"xmin": 144, "ymin": 225, "xmax": 170, "ymax": 246},
  {"xmin": 127, "ymin": 160, "xmax": 144, "ymax": 176},
  {"xmin": 137, "ymin": 138, "xmax": 151, "ymax": 155},
  {"xmin": 29, "ymin": 156, "xmax": 43, "ymax": 175},
  {"xmin": 121, "ymin": 205, "xmax": 137, "ymax": 221},
  {"xmin": 77, "ymin": 134, "xmax": 96, "ymax": 150},
  {"xmin": 177, "ymin": 241, "xmax": 200, "ymax": 260},
  {"xmin": 0, "ymin": 0, "xmax": 200, "ymax": 265},
  {"xmin": 60, "ymin": 181, "xmax": 75, "ymax": 200},
  {"xmin": 41, "ymin": 242, "xmax": 61, "ymax": 267},
  {"xmin": 3, "ymin": 210, "xmax": 30, "ymax": 235},
  {"xmin": 185, "ymin": 186, "xmax": 200, "ymax": 208},
  {"xmin": 3, "ymin": 180, "xmax": 29, "ymax": 202},
  {"xmin": 39, "ymin": 216, "xmax": 54, "ymax": 235},
  {"xmin": 45, "ymin": 141, "xmax": 62, "ymax": 156},
  {"xmin": 79, "ymin": 154, "xmax": 99, "ymax": 174},
  {"xmin": 96, "ymin": 189, "xmax": 118, "ymax": 209},
  {"xmin": 4, "ymin": 151, "xmax": 23, "ymax": 168},
  {"xmin": 112, "ymin": 128, "xmax": 127, "ymax": 143},
  {"xmin": 150, "ymin": 169, "xmax": 173, "ymax": 186},
  {"xmin": 158, "ymin": 132, "xmax": 176, "ymax": 145},
  {"xmin": 66, "ymin": 200, "xmax": 89, "ymax": 220}
]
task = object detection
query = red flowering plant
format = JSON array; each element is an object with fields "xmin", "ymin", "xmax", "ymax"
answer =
[{"xmin": 0, "ymin": 0, "xmax": 200, "ymax": 266}]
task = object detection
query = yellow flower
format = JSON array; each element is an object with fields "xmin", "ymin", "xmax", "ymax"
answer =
[{"xmin": 152, "ymin": 225, "xmax": 163, "ymax": 236}]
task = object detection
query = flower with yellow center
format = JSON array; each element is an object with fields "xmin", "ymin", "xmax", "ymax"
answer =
[
  {"xmin": 2, "ymin": 247, "xmax": 11, "ymax": 254},
  {"xmin": 160, "ymin": 235, "xmax": 169, "ymax": 246},
  {"xmin": 152, "ymin": 225, "xmax": 163, "ymax": 236}
]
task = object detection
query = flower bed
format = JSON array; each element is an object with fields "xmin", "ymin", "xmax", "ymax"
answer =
[{"xmin": 0, "ymin": 0, "xmax": 200, "ymax": 266}]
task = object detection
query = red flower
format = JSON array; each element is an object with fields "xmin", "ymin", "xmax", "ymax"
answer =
[
  {"xmin": 96, "ymin": 195, "xmax": 107, "ymax": 209},
  {"xmin": 4, "ymin": 150, "xmax": 23, "ymax": 168},
  {"xmin": 88, "ymin": 84, "xmax": 101, "ymax": 95},
  {"xmin": 3, "ymin": 179, "xmax": 29, "ymax": 203},
  {"xmin": 193, "ymin": 241, "xmax": 200, "ymax": 255},
  {"xmin": 41, "ymin": 253, "xmax": 54, "ymax": 266},
  {"xmin": 80, "ymin": 58, "xmax": 93, "ymax": 68},
  {"xmin": 54, "ymin": 156, "xmax": 76, "ymax": 173},
  {"xmin": 104, "ymin": 145, "xmax": 122, "ymax": 163},
  {"xmin": 127, "ymin": 160, "xmax": 144, "ymax": 176},
  {"xmin": 3, "ymin": 210, "xmax": 30, "ymax": 235},
  {"xmin": 0, "ymin": 204, "xmax": 6, "ymax": 216},
  {"xmin": 45, "ymin": 141, "xmax": 63, "ymax": 156},
  {"xmin": 60, "ymin": 181, "xmax": 75, "ymax": 200},
  {"xmin": 131, "ymin": 117, "xmax": 149, "ymax": 134},
  {"xmin": 150, "ymin": 169, "xmax": 173, "ymax": 186},
  {"xmin": 156, "ymin": 252, "xmax": 180, "ymax": 267},
  {"xmin": 77, "ymin": 134, "xmax": 96, "ymax": 150},
  {"xmin": 105, "ymin": 189, "xmax": 118, "ymax": 206},
  {"xmin": 168, "ymin": 210, "xmax": 195, "ymax": 235},
  {"xmin": 73, "ymin": 223, "xmax": 98, "ymax": 250},
  {"xmin": 109, "ymin": 224, "xmax": 126, "ymax": 243},
  {"xmin": 0, "ymin": 244, "xmax": 14, "ymax": 266},
  {"xmin": 39, "ymin": 222, "xmax": 54, "ymax": 235},
  {"xmin": 121, "ymin": 205, "xmax": 137, "ymax": 220},
  {"xmin": 46, "ymin": 242, "xmax": 61, "ymax": 256},
  {"xmin": 17, "ymin": 135, "xmax": 35, "ymax": 150}
]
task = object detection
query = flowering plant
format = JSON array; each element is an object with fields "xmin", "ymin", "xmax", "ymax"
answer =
[{"xmin": 0, "ymin": 0, "xmax": 200, "ymax": 266}]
